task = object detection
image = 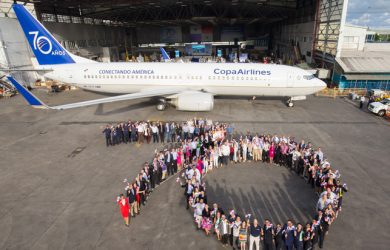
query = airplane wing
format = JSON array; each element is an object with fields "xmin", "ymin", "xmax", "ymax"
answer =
[
  {"xmin": 1, "ymin": 68, "xmax": 53, "ymax": 72},
  {"xmin": 7, "ymin": 76, "xmax": 183, "ymax": 110}
]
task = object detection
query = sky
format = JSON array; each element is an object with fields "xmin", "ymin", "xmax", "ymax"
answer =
[{"xmin": 346, "ymin": 0, "xmax": 390, "ymax": 29}]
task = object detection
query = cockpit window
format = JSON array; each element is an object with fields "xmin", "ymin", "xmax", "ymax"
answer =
[{"xmin": 303, "ymin": 75, "xmax": 315, "ymax": 80}]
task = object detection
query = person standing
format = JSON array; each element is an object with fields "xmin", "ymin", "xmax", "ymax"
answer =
[
  {"xmin": 359, "ymin": 95, "xmax": 365, "ymax": 109},
  {"xmin": 219, "ymin": 214, "xmax": 230, "ymax": 247},
  {"xmin": 123, "ymin": 122, "xmax": 129, "ymax": 144},
  {"xmin": 151, "ymin": 123, "xmax": 159, "ymax": 143},
  {"xmin": 303, "ymin": 223, "xmax": 313, "ymax": 250},
  {"xmin": 221, "ymin": 141, "xmax": 230, "ymax": 166},
  {"xmin": 283, "ymin": 220, "xmax": 296, "ymax": 250},
  {"xmin": 164, "ymin": 122, "xmax": 171, "ymax": 143},
  {"xmin": 102, "ymin": 125, "xmax": 112, "ymax": 147},
  {"xmin": 274, "ymin": 223, "xmax": 285, "ymax": 250},
  {"xmin": 158, "ymin": 121, "xmax": 164, "ymax": 143},
  {"xmin": 262, "ymin": 219, "xmax": 274, "ymax": 250},
  {"xmin": 294, "ymin": 223, "xmax": 304, "ymax": 250},
  {"xmin": 239, "ymin": 220, "xmax": 248, "ymax": 250},
  {"xmin": 232, "ymin": 216, "xmax": 242, "ymax": 249},
  {"xmin": 269, "ymin": 142, "xmax": 275, "ymax": 164},
  {"xmin": 137, "ymin": 122, "xmax": 144, "ymax": 144},
  {"xmin": 127, "ymin": 183, "xmax": 137, "ymax": 217},
  {"xmin": 117, "ymin": 194, "xmax": 130, "ymax": 227},
  {"xmin": 311, "ymin": 219, "xmax": 320, "ymax": 250},
  {"xmin": 248, "ymin": 219, "xmax": 261, "ymax": 250}
]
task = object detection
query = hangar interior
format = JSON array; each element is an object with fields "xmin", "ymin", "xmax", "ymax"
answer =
[{"xmin": 0, "ymin": 0, "xmax": 346, "ymax": 83}]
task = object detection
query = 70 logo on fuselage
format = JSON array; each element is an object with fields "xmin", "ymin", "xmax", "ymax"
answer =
[{"xmin": 28, "ymin": 31, "xmax": 65, "ymax": 56}]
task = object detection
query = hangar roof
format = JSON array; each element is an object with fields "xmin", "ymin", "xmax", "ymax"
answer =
[
  {"xmin": 336, "ymin": 50, "xmax": 390, "ymax": 74},
  {"xmin": 17, "ymin": 0, "xmax": 300, "ymax": 26}
]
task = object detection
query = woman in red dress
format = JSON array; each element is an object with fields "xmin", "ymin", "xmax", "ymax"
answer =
[
  {"xmin": 117, "ymin": 194, "xmax": 130, "ymax": 226},
  {"xmin": 134, "ymin": 182, "xmax": 141, "ymax": 213}
]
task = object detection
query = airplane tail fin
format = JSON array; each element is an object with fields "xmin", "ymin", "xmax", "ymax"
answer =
[
  {"xmin": 13, "ymin": 4, "xmax": 94, "ymax": 65},
  {"xmin": 7, "ymin": 76, "xmax": 49, "ymax": 109},
  {"xmin": 160, "ymin": 47, "xmax": 171, "ymax": 61}
]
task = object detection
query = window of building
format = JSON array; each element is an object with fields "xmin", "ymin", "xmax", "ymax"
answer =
[
  {"xmin": 41, "ymin": 13, "xmax": 56, "ymax": 22},
  {"xmin": 57, "ymin": 15, "xmax": 71, "ymax": 23}
]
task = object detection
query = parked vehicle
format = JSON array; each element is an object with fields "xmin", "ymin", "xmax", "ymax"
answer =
[{"xmin": 368, "ymin": 98, "xmax": 390, "ymax": 117}]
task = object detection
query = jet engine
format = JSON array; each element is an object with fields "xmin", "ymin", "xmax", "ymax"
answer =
[{"xmin": 170, "ymin": 91, "xmax": 214, "ymax": 111}]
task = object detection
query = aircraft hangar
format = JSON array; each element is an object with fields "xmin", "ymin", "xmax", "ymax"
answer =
[{"xmin": 0, "ymin": 0, "xmax": 346, "ymax": 85}]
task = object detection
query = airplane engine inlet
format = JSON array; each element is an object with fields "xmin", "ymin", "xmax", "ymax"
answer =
[{"xmin": 171, "ymin": 92, "xmax": 214, "ymax": 111}]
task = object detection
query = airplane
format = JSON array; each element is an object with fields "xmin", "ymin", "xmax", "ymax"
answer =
[
  {"xmin": 160, "ymin": 47, "xmax": 171, "ymax": 62},
  {"xmin": 7, "ymin": 4, "xmax": 326, "ymax": 111}
]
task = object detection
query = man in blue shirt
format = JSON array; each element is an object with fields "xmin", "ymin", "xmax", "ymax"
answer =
[
  {"xmin": 249, "ymin": 218, "xmax": 261, "ymax": 250},
  {"xmin": 283, "ymin": 220, "xmax": 296, "ymax": 250}
]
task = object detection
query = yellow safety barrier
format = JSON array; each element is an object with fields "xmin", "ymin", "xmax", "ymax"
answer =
[{"xmin": 315, "ymin": 88, "xmax": 368, "ymax": 99}]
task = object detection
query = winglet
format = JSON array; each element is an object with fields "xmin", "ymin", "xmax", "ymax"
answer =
[
  {"xmin": 7, "ymin": 76, "xmax": 49, "ymax": 109},
  {"xmin": 160, "ymin": 47, "xmax": 171, "ymax": 61}
]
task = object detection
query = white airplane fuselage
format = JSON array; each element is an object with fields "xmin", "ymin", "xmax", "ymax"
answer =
[{"xmin": 44, "ymin": 62, "xmax": 326, "ymax": 97}]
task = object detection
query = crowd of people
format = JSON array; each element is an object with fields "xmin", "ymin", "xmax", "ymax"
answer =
[
  {"xmin": 113, "ymin": 118, "xmax": 347, "ymax": 250},
  {"xmin": 102, "ymin": 119, "xmax": 234, "ymax": 146}
]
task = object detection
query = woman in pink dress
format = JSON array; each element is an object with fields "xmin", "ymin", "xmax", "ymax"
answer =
[
  {"xmin": 177, "ymin": 148, "xmax": 182, "ymax": 170},
  {"xmin": 269, "ymin": 142, "xmax": 275, "ymax": 164}
]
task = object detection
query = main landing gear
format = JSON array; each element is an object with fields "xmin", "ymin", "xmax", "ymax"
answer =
[{"xmin": 156, "ymin": 98, "xmax": 167, "ymax": 111}]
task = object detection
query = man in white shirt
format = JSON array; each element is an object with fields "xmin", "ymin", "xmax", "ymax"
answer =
[
  {"xmin": 137, "ymin": 122, "xmax": 144, "ymax": 143},
  {"xmin": 151, "ymin": 124, "xmax": 159, "ymax": 143},
  {"xmin": 221, "ymin": 141, "xmax": 230, "ymax": 166},
  {"xmin": 192, "ymin": 198, "xmax": 205, "ymax": 229}
]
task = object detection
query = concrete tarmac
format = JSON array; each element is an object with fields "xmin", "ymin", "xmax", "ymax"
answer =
[{"xmin": 0, "ymin": 90, "xmax": 389, "ymax": 250}]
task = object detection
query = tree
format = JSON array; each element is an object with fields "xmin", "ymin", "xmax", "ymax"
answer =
[{"xmin": 374, "ymin": 33, "xmax": 380, "ymax": 41}]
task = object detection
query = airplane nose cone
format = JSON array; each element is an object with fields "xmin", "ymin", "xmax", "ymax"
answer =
[{"xmin": 317, "ymin": 79, "xmax": 327, "ymax": 90}]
